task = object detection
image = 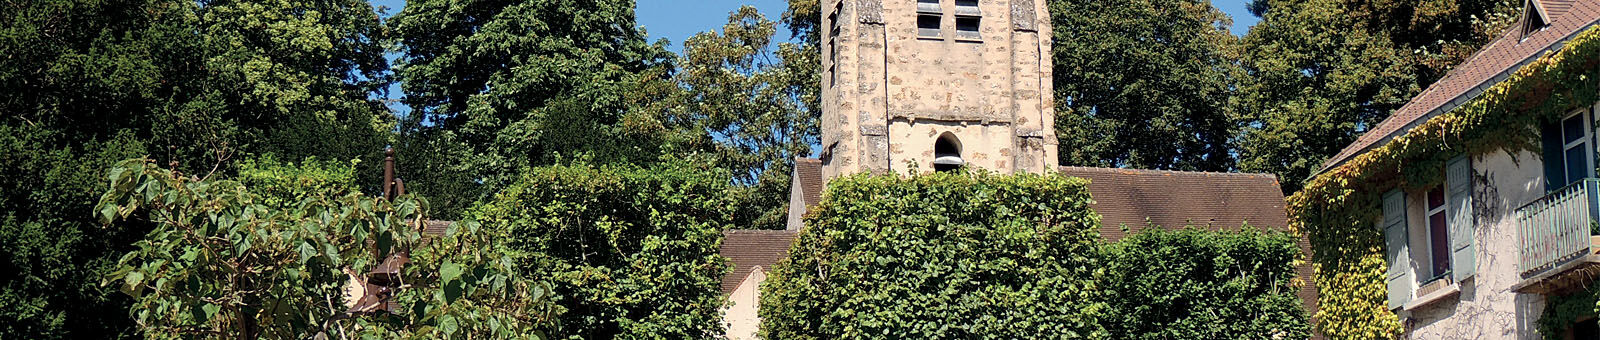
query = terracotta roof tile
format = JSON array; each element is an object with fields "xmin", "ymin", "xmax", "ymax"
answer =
[
  {"xmin": 719, "ymin": 230, "xmax": 800, "ymax": 294},
  {"xmin": 1321, "ymin": 0, "xmax": 1600, "ymax": 173},
  {"xmin": 795, "ymin": 158, "xmax": 824, "ymax": 207},
  {"xmin": 1056, "ymin": 166, "xmax": 1290, "ymax": 237}
]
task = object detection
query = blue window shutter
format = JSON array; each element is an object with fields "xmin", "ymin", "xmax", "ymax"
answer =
[
  {"xmin": 1447, "ymin": 155, "xmax": 1476, "ymax": 281},
  {"xmin": 1543, "ymin": 121, "xmax": 1566, "ymax": 191},
  {"xmin": 1383, "ymin": 189, "xmax": 1413, "ymax": 309}
]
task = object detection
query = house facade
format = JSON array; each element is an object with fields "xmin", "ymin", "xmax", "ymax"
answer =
[{"xmin": 1311, "ymin": 1, "xmax": 1600, "ymax": 338}]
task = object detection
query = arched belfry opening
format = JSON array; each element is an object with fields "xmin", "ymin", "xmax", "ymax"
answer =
[{"xmin": 933, "ymin": 132, "xmax": 963, "ymax": 172}]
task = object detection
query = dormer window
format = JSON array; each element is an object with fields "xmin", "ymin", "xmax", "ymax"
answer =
[
  {"xmin": 933, "ymin": 132, "xmax": 963, "ymax": 172},
  {"xmin": 1522, "ymin": 0, "xmax": 1550, "ymax": 39}
]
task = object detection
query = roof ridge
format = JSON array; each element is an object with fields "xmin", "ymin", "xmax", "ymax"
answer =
[{"xmin": 1055, "ymin": 166, "xmax": 1280, "ymax": 180}]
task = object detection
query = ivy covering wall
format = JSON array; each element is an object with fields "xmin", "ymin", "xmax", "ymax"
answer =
[
  {"xmin": 1288, "ymin": 25, "xmax": 1600, "ymax": 339},
  {"xmin": 1101, "ymin": 227, "xmax": 1311, "ymax": 339},
  {"xmin": 757, "ymin": 170, "xmax": 1312, "ymax": 339},
  {"xmin": 757, "ymin": 170, "xmax": 1108, "ymax": 339}
]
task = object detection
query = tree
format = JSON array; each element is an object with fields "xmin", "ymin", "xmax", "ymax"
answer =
[
  {"xmin": 668, "ymin": 6, "xmax": 820, "ymax": 229},
  {"xmin": 0, "ymin": 0, "xmax": 392, "ymax": 337},
  {"xmin": 98, "ymin": 159, "xmax": 554, "ymax": 339},
  {"xmin": 1050, "ymin": 0, "xmax": 1242, "ymax": 171},
  {"xmin": 469, "ymin": 163, "xmax": 734, "ymax": 338},
  {"xmin": 388, "ymin": 0, "xmax": 677, "ymax": 219},
  {"xmin": 1236, "ymin": 0, "xmax": 1519, "ymax": 191}
]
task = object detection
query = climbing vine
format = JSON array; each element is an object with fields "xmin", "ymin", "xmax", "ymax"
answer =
[
  {"xmin": 1290, "ymin": 25, "xmax": 1600, "ymax": 339},
  {"xmin": 1536, "ymin": 284, "xmax": 1600, "ymax": 340}
]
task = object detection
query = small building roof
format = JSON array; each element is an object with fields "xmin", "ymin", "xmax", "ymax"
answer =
[
  {"xmin": 718, "ymin": 229, "xmax": 800, "ymax": 294},
  {"xmin": 1321, "ymin": 0, "xmax": 1600, "ymax": 173}
]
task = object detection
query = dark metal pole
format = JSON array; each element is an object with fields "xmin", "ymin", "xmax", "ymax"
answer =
[{"xmin": 383, "ymin": 147, "xmax": 395, "ymax": 200}]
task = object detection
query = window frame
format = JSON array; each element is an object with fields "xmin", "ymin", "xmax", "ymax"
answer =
[
  {"xmin": 916, "ymin": 14, "xmax": 942, "ymax": 39},
  {"xmin": 1558, "ymin": 108, "xmax": 1595, "ymax": 187},
  {"xmin": 1423, "ymin": 185, "xmax": 1450, "ymax": 281}
]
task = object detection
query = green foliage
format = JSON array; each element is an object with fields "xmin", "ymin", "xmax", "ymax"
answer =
[
  {"xmin": 389, "ymin": 0, "xmax": 677, "ymax": 219},
  {"xmin": 1049, "ymin": 0, "xmax": 1240, "ymax": 171},
  {"xmin": 236, "ymin": 155, "xmax": 359, "ymax": 209},
  {"xmin": 470, "ymin": 163, "xmax": 734, "ymax": 339},
  {"xmin": 0, "ymin": 124, "xmax": 148, "ymax": 338},
  {"xmin": 759, "ymin": 170, "xmax": 1108, "ymax": 339},
  {"xmin": 1101, "ymin": 226, "xmax": 1310, "ymax": 339},
  {"xmin": 667, "ymin": 6, "xmax": 821, "ymax": 229},
  {"xmin": 0, "ymin": 0, "xmax": 390, "ymax": 336},
  {"xmin": 98, "ymin": 159, "xmax": 554, "ymax": 339},
  {"xmin": 1236, "ymin": 0, "xmax": 1519, "ymax": 191},
  {"xmin": 1290, "ymin": 23, "xmax": 1600, "ymax": 340},
  {"xmin": 1537, "ymin": 285, "xmax": 1600, "ymax": 340}
]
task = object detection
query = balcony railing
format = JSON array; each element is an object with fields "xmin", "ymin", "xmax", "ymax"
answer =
[{"xmin": 1518, "ymin": 178, "xmax": 1600, "ymax": 276}]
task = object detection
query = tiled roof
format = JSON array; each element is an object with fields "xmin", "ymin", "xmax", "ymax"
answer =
[
  {"xmin": 1056, "ymin": 166, "xmax": 1318, "ymax": 326},
  {"xmin": 1321, "ymin": 0, "xmax": 1600, "ymax": 173},
  {"xmin": 719, "ymin": 229, "xmax": 800, "ymax": 294},
  {"xmin": 1057, "ymin": 166, "xmax": 1290, "ymax": 239},
  {"xmin": 794, "ymin": 158, "xmax": 824, "ymax": 207}
]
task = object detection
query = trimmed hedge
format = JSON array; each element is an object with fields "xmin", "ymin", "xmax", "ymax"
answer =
[
  {"xmin": 758, "ymin": 170, "xmax": 1108, "ymax": 339},
  {"xmin": 1101, "ymin": 226, "xmax": 1310, "ymax": 339},
  {"xmin": 470, "ymin": 163, "xmax": 735, "ymax": 339}
]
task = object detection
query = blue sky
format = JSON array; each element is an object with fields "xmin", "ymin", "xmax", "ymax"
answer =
[
  {"xmin": 367, "ymin": 0, "xmax": 1261, "ymax": 116},
  {"xmin": 634, "ymin": 0, "xmax": 1262, "ymax": 47}
]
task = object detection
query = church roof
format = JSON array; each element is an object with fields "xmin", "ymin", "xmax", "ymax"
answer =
[
  {"xmin": 1055, "ymin": 166, "xmax": 1290, "ymax": 240},
  {"xmin": 718, "ymin": 229, "xmax": 800, "ymax": 294},
  {"xmin": 1320, "ymin": 0, "xmax": 1600, "ymax": 173}
]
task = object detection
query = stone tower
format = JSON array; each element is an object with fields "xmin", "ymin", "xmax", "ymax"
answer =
[{"xmin": 818, "ymin": 0, "xmax": 1057, "ymax": 179}]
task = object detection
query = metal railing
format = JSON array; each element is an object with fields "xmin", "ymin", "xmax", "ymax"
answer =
[{"xmin": 1518, "ymin": 178, "xmax": 1600, "ymax": 276}]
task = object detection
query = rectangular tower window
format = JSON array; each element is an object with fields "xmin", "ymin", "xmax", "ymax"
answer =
[
  {"xmin": 917, "ymin": 0, "xmax": 940, "ymax": 14},
  {"xmin": 955, "ymin": 16, "xmax": 980, "ymax": 41},
  {"xmin": 955, "ymin": 0, "xmax": 981, "ymax": 16},
  {"xmin": 917, "ymin": 14, "xmax": 941, "ymax": 38},
  {"xmin": 827, "ymin": 1, "xmax": 841, "ymax": 87}
]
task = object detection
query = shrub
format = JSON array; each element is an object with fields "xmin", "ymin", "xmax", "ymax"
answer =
[
  {"xmin": 97, "ymin": 159, "xmax": 553, "ymax": 339},
  {"xmin": 236, "ymin": 154, "xmax": 360, "ymax": 209},
  {"xmin": 758, "ymin": 170, "xmax": 1108, "ymax": 339},
  {"xmin": 470, "ymin": 163, "xmax": 735, "ymax": 339},
  {"xmin": 1100, "ymin": 226, "xmax": 1310, "ymax": 339}
]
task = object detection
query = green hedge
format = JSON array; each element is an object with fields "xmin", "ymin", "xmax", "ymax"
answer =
[
  {"xmin": 1101, "ymin": 226, "xmax": 1310, "ymax": 339},
  {"xmin": 758, "ymin": 170, "xmax": 1108, "ymax": 339},
  {"xmin": 470, "ymin": 163, "xmax": 734, "ymax": 339}
]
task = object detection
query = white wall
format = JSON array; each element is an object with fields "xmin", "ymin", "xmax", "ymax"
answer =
[
  {"xmin": 1399, "ymin": 149, "xmax": 1548, "ymax": 339},
  {"xmin": 722, "ymin": 267, "xmax": 766, "ymax": 340}
]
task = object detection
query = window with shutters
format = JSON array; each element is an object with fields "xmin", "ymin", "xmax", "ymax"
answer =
[{"xmin": 1385, "ymin": 155, "xmax": 1475, "ymax": 310}]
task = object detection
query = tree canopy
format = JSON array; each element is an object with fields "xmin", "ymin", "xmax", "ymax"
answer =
[
  {"xmin": 0, "ymin": 0, "xmax": 391, "ymax": 337},
  {"xmin": 1050, "ymin": 0, "xmax": 1242, "ymax": 171},
  {"xmin": 1235, "ymin": 0, "xmax": 1519, "ymax": 191}
]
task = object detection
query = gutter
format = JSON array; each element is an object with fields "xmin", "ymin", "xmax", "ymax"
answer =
[{"xmin": 1310, "ymin": 18, "xmax": 1600, "ymax": 181}]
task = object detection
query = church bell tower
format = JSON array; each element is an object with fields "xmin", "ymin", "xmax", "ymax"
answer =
[{"xmin": 817, "ymin": 0, "xmax": 1057, "ymax": 179}]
